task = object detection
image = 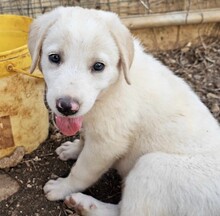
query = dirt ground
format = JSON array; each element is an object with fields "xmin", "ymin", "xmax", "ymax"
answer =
[{"xmin": 0, "ymin": 37, "xmax": 220, "ymax": 216}]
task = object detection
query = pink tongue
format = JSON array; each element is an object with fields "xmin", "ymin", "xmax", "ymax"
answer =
[{"xmin": 55, "ymin": 115, "xmax": 83, "ymax": 136}]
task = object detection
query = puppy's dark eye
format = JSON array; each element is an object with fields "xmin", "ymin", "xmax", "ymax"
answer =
[
  {"xmin": 92, "ymin": 62, "xmax": 105, "ymax": 72},
  {"xmin": 49, "ymin": 54, "xmax": 61, "ymax": 64}
]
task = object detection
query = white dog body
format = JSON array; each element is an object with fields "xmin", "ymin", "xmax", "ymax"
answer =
[{"xmin": 29, "ymin": 7, "xmax": 220, "ymax": 216}]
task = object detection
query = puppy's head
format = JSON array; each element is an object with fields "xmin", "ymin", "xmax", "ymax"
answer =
[{"xmin": 28, "ymin": 7, "xmax": 134, "ymax": 127}]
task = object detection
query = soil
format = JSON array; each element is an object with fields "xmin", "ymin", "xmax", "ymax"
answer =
[{"xmin": 0, "ymin": 37, "xmax": 220, "ymax": 216}]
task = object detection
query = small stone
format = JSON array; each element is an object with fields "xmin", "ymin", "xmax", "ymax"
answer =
[
  {"xmin": 0, "ymin": 146, "xmax": 25, "ymax": 168},
  {"xmin": 51, "ymin": 173, "xmax": 58, "ymax": 179},
  {"xmin": 50, "ymin": 132, "xmax": 62, "ymax": 141},
  {"xmin": 0, "ymin": 174, "xmax": 20, "ymax": 202},
  {"xmin": 207, "ymin": 93, "xmax": 220, "ymax": 100},
  {"xmin": 169, "ymin": 59, "xmax": 176, "ymax": 64},
  {"xmin": 194, "ymin": 75, "xmax": 201, "ymax": 80},
  {"xmin": 33, "ymin": 156, "xmax": 41, "ymax": 161},
  {"xmin": 27, "ymin": 183, "xmax": 32, "ymax": 188},
  {"xmin": 211, "ymin": 103, "xmax": 220, "ymax": 114}
]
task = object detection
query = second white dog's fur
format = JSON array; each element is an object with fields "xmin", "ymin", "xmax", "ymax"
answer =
[{"xmin": 28, "ymin": 7, "xmax": 220, "ymax": 216}]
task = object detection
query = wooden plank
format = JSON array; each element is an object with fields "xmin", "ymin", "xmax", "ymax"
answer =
[{"xmin": 122, "ymin": 8, "xmax": 220, "ymax": 29}]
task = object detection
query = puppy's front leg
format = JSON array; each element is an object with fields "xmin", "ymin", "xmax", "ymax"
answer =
[{"xmin": 44, "ymin": 138, "xmax": 126, "ymax": 201}]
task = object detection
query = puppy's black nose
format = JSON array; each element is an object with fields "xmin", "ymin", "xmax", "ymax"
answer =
[{"xmin": 56, "ymin": 97, "xmax": 80, "ymax": 116}]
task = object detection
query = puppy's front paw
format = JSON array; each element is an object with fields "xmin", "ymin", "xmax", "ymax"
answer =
[
  {"xmin": 56, "ymin": 140, "xmax": 83, "ymax": 161},
  {"xmin": 44, "ymin": 177, "xmax": 73, "ymax": 201},
  {"xmin": 65, "ymin": 193, "xmax": 117, "ymax": 216},
  {"xmin": 65, "ymin": 193, "xmax": 98, "ymax": 216}
]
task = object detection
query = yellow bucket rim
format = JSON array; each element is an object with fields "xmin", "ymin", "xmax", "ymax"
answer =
[{"xmin": 0, "ymin": 45, "xmax": 28, "ymax": 59}]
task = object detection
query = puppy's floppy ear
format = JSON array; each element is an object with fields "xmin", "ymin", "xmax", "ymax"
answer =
[
  {"xmin": 28, "ymin": 7, "xmax": 64, "ymax": 73},
  {"xmin": 99, "ymin": 11, "xmax": 134, "ymax": 85}
]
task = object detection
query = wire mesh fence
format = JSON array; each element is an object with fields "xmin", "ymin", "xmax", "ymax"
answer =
[{"xmin": 0, "ymin": 0, "xmax": 220, "ymax": 18}]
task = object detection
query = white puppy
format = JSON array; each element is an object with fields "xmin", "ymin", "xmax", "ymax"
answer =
[{"xmin": 28, "ymin": 7, "xmax": 220, "ymax": 216}]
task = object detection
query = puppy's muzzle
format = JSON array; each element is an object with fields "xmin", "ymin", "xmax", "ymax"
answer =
[{"xmin": 56, "ymin": 96, "xmax": 80, "ymax": 116}]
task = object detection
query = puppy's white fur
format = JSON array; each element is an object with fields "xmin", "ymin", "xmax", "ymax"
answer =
[{"xmin": 29, "ymin": 7, "xmax": 220, "ymax": 216}]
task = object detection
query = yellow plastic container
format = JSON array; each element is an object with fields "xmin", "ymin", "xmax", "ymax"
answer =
[{"xmin": 0, "ymin": 15, "xmax": 49, "ymax": 162}]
